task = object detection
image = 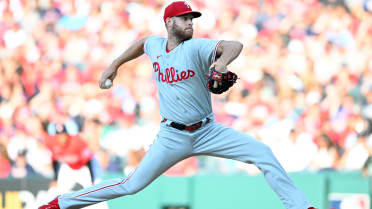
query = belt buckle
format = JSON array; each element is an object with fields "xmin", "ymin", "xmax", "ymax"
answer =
[{"xmin": 185, "ymin": 121, "xmax": 202, "ymax": 131}]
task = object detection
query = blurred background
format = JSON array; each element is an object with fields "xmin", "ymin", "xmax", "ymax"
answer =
[{"xmin": 0, "ymin": 0, "xmax": 372, "ymax": 209}]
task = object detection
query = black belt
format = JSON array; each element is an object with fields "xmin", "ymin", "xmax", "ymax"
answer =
[{"xmin": 161, "ymin": 118, "xmax": 211, "ymax": 131}]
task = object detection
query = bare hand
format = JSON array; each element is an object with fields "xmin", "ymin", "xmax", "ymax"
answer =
[{"xmin": 99, "ymin": 66, "xmax": 118, "ymax": 89}]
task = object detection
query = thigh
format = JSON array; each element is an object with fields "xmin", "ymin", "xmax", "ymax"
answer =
[
  {"xmin": 57, "ymin": 164, "xmax": 77, "ymax": 192},
  {"xmin": 122, "ymin": 126, "xmax": 193, "ymax": 193},
  {"xmin": 58, "ymin": 165, "xmax": 92, "ymax": 192},
  {"xmin": 75, "ymin": 166, "xmax": 93, "ymax": 188},
  {"xmin": 192, "ymin": 121, "xmax": 270, "ymax": 164}
]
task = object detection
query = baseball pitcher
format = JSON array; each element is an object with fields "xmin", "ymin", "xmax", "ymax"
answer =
[{"xmin": 39, "ymin": 1, "xmax": 316, "ymax": 209}]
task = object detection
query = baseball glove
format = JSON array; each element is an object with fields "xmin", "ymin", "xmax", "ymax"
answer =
[{"xmin": 207, "ymin": 66, "xmax": 238, "ymax": 94}]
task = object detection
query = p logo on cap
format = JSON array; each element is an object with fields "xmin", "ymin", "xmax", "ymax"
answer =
[
  {"xmin": 163, "ymin": 1, "xmax": 202, "ymax": 22},
  {"xmin": 184, "ymin": 2, "xmax": 190, "ymax": 9}
]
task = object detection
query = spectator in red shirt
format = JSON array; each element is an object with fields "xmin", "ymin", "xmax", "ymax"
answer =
[{"xmin": 44, "ymin": 123, "xmax": 101, "ymax": 187}]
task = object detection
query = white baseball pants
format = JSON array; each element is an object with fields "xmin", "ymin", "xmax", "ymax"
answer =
[{"xmin": 57, "ymin": 120, "xmax": 311, "ymax": 209}]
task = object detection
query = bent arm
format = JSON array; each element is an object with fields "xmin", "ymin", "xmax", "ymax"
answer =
[
  {"xmin": 109, "ymin": 37, "xmax": 148, "ymax": 70},
  {"xmin": 214, "ymin": 40, "xmax": 243, "ymax": 72}
]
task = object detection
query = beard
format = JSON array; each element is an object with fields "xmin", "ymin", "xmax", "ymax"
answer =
[{"xmin": 170, "ymin": 22, "xmax": 193, "ymax": 41}]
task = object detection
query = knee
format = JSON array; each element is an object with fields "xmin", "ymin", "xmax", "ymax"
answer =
[
  {"xmin": 241, "ymin": 141, "xmax": 274, "ymax": 163},
  {"xmin": 254, "ymin": 142, "xmax": 275, "ymax": 159},
  {"xmin": 122, "ymin": 181, "xmax": 144, "ymax": 195}
]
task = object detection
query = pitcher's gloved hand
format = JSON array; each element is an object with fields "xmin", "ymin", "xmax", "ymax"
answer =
[{"xmin": 207, "ymin": 66, "xmax": 238, "ymax": 94}]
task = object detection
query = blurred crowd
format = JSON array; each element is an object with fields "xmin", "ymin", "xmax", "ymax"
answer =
[{"xmin": 0, "ymin": 0, "xmax": 372, "ymax": 179}]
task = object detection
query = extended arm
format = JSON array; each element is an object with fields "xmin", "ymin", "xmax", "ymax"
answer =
[
  {"xmin": 99, "ymin": 37, "xmax": 148, "ymax": 89},
  {"xmin": 214, "ymin": 40, "xmax": 243, "ymax": 72}
]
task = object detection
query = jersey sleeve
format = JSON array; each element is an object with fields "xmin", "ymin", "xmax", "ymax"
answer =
[
  {"xmin": 144, "ymin": 35, "xmax": 159, "ymax": 58},
  {"xmin": 193, "ymin": 38, "xmax": 221, "ymax": 67}
]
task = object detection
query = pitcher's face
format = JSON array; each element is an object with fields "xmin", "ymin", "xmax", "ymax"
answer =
[{"xmin": 168, "ymin": 14, "xmax": 194, "ymax": 41}]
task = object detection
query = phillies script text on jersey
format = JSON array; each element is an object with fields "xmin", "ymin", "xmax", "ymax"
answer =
[{"xmin": 153, "ymin": 62, "xmax": 195, "ymax": 84}]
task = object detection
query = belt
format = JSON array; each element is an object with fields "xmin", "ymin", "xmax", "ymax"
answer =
[{"xmin": 161, "ymin": 117, "xmax": 211, "ymax": 131}]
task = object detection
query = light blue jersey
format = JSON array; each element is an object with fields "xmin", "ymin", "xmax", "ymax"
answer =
[
  {"xmin": 144, "ymin": 36, "xmax": 220, "ymax": 125},
  {"xmin": 54, "ymin": 35, "xmax": 313, "ymax": 208}
]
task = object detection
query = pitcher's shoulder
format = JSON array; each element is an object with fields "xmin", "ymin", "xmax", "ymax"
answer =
[
  {"xmin": 146, "ymin": 35, "xmax": 166, "ymax": 43},
  {"xmin": 183, "ymin": 38, "xmax": 214, "ymax": 47},
  {"xmin": 144, "ymin": 36, "xmax": 167, "ymax": 54}
]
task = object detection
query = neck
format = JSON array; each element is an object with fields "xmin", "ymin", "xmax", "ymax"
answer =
[{"xmin": 166, "ymin": 35, "xmax": 183, "ymax": 52}]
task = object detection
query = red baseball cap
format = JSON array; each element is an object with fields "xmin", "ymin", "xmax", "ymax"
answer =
[{"xmin": 163, "ymin": 1, "xmax": 202, "ymax": 22}]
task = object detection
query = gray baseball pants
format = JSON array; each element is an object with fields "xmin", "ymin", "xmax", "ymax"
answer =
[{"xmin": 58, "ymin": 119, "xmax": 311, "ymax": 209}]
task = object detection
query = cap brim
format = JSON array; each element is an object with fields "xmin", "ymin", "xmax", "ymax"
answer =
[{"xmin": 176, "ymin": 11, "xmax": 202, "ymax": 18}]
